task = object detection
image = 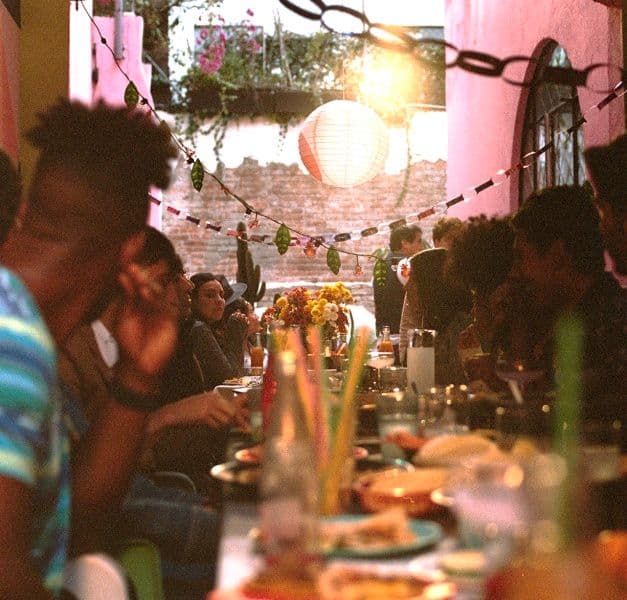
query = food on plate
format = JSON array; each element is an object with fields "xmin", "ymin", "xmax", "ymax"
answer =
[
  {"xmin": 354, "ymin": 468, "xmax": 449, "ymax": 516},
  {"xmin": 416, "ymin": 434, "xmax": 501, "ymax": 466},
  {"xmin": 222, "ymin": 376, "xmax": 251, "ymax": 386},
  {"xmin": 235, "ymin": 444, "xmax": 367, "ymax": 465},
  {"xmin": 510, "ymin": 437, "xmax": 539, "ymax": 459},
  {"xmin": 241, "ymin": 568, "xmax": 319, "ymax": 600},
  {"xmin": 440, "ymin": 550, "xmax": 486, "ymax": 577},
  {"xmin": 318, "ymin": 564, "xmax": 456, "ymax": 600},
  {"xmin": 384, "ymin": 430, "xmax": 427, "ymax": 451},
  {"xmin": 319, "ymin": 508, "xmax": 415, "ymax": 552}
]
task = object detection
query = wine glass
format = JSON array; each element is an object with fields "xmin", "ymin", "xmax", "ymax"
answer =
[
  {"xmin": 494, "ymin": 351, "xmax": 546, "ymax": 443},
  {"xmin": 494, "ymin": 351, "xmax": 545, "ymax": 403},
  {"xmin": 366, "ymin": 350, "xmax": 395, "ymax": 391}
]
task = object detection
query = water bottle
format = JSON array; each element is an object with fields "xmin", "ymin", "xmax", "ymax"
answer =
[
  {"xmin": 258, "ymin": 350, "xmax": 320, "ymax": 579},
  {"xmin": 406, "ymin": 328, "xmax": 436, "ymax": 394}
]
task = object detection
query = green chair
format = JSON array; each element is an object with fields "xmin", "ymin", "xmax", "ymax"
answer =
[{"xmin": 115, "ymin": 538, "xmax": 165, "ymax": 600}]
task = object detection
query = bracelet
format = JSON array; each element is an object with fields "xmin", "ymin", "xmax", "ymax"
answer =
[{"xmin": 107, "ymin": 379, "xmax": 162, "ymax": 412}]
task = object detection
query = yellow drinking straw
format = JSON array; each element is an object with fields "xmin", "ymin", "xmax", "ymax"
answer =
[{"xmin": 320, "ymin": 326, "xmax": 370, "ymax": 515}]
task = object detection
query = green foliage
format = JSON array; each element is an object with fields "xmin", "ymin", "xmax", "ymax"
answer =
[
  {"xmin": 372, "ymin": 248, "xmax": 389, "ymax": 288},
  {"xmin": 190, "ymin": 158, "xmax": 205, "ymax": 191},
  {"xmin": 326, "ymin": 246, "xmax": 341, "ymax": 275},
  {"xmin": 236, "ymin": 221, "xmax": 266, "ymax": 306},
  {"xmin": 124, "ymin": 81, "xmax": 139, "ymax": 108},
  {"xmin": 274, "ymin": 223, "xmax": 291, "ymax": 255}
]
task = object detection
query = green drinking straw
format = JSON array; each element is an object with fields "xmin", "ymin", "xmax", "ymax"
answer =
[{"xmin": 553, "ymin": 311, "xmax": 584, "ymax": 550}]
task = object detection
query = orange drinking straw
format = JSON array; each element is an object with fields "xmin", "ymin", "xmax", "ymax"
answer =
[
  {"xmin": 286, "ymin": 327, "xmax": 316, "ymax": 437},
  {"xmin": 306, "ymin": 326, "xmax": 330, "ymax": 472}
]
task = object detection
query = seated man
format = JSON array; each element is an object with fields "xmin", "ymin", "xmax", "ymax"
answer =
[
  {"xmin": 0, "ymin": 99, "xmax": 177, "ymax": 598},
  {"xmin": 59, "ymin": 228, "xmax": 245, "ymax": 571},
  {"xmin": 512, "ymin": 185, "xmax": 626, "ymax": 447}
]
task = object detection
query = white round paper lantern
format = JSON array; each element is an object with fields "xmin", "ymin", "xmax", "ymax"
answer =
[{"xmin": 298, "ymin": 100, "xmax": 389, "ymax": 188}]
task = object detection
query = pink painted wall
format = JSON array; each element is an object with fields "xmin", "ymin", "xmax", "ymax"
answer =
[
  {"xmin": 0, "ymin": 3, "xmax": 20, "ymax": 162},
  {"xmin": 445, "ymin": 0, "xmax": 624, "ymax": 219},
  {"xmin": 90, "ymin": 14, "xmax": 160, "ymax": 227},
  {"xmin": 91, "ymin": 14, "xmax": 153, "ymax": 108}
]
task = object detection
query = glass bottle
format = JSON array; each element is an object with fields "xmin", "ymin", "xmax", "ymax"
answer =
[
  {"xmin": 378, "ymin": 324, "xmax": 394, "ymax": 354},
  {"xmin": 258, "ymin": 350, "xmax": 320, "ymax": 579},
  {"xmin": 250, "ymin": 331, "xmax": 264, "ymax": 374}
]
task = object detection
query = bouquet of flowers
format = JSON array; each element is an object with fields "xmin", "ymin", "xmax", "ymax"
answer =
[{"xmin": 262, "ymin": 283, "xmax": 353, "ymax": 342}]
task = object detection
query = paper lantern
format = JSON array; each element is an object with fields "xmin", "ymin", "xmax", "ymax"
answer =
[{"xmin": 298, "ymin": 100, "xmax": 389, "ymax": 188}]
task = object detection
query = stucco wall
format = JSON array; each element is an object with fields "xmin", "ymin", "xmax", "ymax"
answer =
[{"xmin": 445, "ymin": 0, "xmax": 624, "ymax": 219}]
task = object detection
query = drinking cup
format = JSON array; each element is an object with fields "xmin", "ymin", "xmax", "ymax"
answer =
[{"xmin": 376, "ymin": 391, "xmax": 418, "ymax": 461}]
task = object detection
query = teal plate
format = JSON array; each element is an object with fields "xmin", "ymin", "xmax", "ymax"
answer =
[{"xmin": 320, "ymin": 515, "xmax": 443, "ymax": 559}]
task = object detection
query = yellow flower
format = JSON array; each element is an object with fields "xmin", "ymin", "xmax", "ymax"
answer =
[{"xmin": 276, "ymin": 297, "xmax": 288, "ymax": 308}]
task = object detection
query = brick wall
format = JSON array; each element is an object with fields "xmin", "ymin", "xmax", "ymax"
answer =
[{"xmin": 162, "ymin": 149, "xmax": 446, "ymax": 314}]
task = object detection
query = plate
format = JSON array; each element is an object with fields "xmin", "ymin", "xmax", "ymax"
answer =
[
  {"xmin": 320, "ymin": 514, "xmax": 443, "ymax": 559},
  {"xmin": 234, "ymin": 445, "xmax": 369, "ymax": 465},
  {"xmin": 210, "ymin": 461, "xmax": 259, "ymax": 486}
]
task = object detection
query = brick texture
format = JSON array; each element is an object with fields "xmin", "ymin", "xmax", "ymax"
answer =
[{"xmin": 162, "ymin": 155, "xmax": 446, "ymax": 314}]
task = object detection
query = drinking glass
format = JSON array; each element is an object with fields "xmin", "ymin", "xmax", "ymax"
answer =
[
  {"xmin": 580, "ymin": 419, "xmax": 624, "ymax": 531},
  {"xmin": 376, "ymin": 391, "xmax": 418, "ymax": 461},
  {"xmin": 494, "ymin": 351, "xmax": 545, "ymax": 404},
  {"xmin": 366, "ymin": 350, "xmax": 395, "ymax": 391}
]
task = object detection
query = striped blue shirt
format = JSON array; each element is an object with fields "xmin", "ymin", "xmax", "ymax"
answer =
[{"xmin": 0, "ymin": 267, "xmax": 70, "ymax": 595}]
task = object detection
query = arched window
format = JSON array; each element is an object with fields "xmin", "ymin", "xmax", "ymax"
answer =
[{"xmin": 519, "ymin": 43, "xmax": 586, "ymax": 204}]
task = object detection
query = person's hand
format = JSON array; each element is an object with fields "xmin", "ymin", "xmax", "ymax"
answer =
[
  {"xmin": 146, "ymin": 390, "xmax": 252, "ymax": 439},
  {"xmin": 111, "ymin": 263, "xmax": 178, "ymax": 393},
  {"xmin": 232, "ymin": 392, "xmax": 250, "ymax": 432}
]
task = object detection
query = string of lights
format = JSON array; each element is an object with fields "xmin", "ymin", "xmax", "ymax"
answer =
[{"xmin": 76, "ymin": 0, "xmax": 625, "ymax": 275}]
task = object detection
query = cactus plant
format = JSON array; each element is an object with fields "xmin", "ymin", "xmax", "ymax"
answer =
[{"xmin": 236, "ymin": 221, "xmax": 266, "ymax": 306}]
